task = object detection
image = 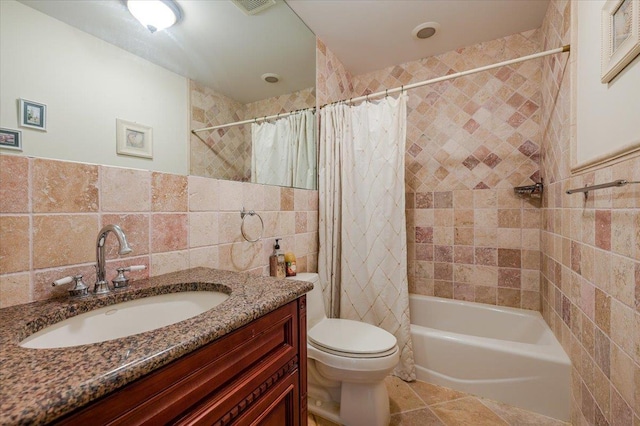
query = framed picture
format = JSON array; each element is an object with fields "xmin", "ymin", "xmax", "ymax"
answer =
[
  {"xmin": 0, "ymin": 128, "xmax": 22, "ymax": 151},
  {"xmin": 19, "ymin": 99, "xmax": 47, "ymax": 131},
  {"xmin": 601, "ymin": 0, "xmax": 640, "ymax": 83},
  {"xmin": 116, "ymin": 119, "xmax": 153, "ymax": 159}
]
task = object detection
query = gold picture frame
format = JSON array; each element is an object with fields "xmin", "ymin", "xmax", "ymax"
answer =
[{"xmin": 601, "ymin": 0, "xmax": 640, "ymax": 83}]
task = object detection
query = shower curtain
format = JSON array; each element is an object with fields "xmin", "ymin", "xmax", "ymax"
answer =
[
  {"xmin": 251, "ymin": 110, "xmax": 316, "ymax": 189},
  {"xmin": 318, "ymin": 95, "xmax": 415, "ymax": 381}
]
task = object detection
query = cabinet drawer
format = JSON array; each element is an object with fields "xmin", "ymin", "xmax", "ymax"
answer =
[{"xmin": 55, "ymin": 301, "xmax": 299, "ymax": 425}]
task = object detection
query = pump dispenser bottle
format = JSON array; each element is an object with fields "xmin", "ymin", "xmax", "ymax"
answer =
[{"xmin": 269, "ymin": 238, "xmax": 286, "ymax": 278}]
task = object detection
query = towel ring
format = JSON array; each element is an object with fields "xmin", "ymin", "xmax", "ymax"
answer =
[{"xmin": 240, "ymin": 207, "xmax": 264, "ymax": 243}]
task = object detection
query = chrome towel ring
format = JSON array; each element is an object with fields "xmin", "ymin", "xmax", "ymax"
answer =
[{"xmin": 240, "ymin": 207, "xmax": 264, "ymax": 243}]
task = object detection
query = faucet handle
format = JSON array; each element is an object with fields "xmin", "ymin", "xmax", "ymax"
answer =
[
  {"xmin": 126, "ymin": 265, "xmax": 147, "ymax": 272},
  {"xmin": 112, "ymin": 265, "xmax": 147, "ymax": 290},
  {"xmin": 52, "ymin": 276, "xmax": 74, "ymax": 287},
  {"xmin": 52, "ymin": 275, "xmax": 90, "ymax": 298}
]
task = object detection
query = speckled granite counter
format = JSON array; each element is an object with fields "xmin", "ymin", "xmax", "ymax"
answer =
[{"xmin": 0, "ymin": 267, "xmax": 312, "ymax": 425}]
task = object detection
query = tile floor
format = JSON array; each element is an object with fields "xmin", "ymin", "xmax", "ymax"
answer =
[{"xmin": 308, "ymin": 376, "xmax": 569, "ymax": 426}]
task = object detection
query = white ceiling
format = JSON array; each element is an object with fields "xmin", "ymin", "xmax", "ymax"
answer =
[
  {"xmin": 287, "ymin": 0, "xmax": 551, "ymax": 76},
  {"xmin": 18, "ymin": 0, "xmax": 316, "ymax": 104}
]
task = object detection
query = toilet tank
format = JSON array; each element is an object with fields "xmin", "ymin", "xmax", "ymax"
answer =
[{"xmin": 287, "ymin": 273, "xmax": 326, "ymax": 329}]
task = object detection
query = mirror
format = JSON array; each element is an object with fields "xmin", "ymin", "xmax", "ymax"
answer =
[{"xmin": 0, "ymin": 0, "xmax": 317, "ymax": 189}]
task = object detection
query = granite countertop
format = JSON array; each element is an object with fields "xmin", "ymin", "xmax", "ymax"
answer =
[{"xmin": 0, "ymin": 267, "xmax": 312, "ymax": 425}]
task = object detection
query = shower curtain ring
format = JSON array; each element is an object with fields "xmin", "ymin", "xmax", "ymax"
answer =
[{"xmin": 385, "ymin": 89, "xmax": 388, "ymax": 98}]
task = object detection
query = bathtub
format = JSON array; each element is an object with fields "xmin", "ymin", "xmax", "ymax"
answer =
[{"xmin": 409, "ymin": 295, "xmax": 571, "ymax": 421}]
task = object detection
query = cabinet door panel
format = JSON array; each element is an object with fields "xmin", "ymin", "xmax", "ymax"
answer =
[
  {"xmin": 55, "ymin": 302, "xmax": 300, "ymax": 426},
  {"xmin": 243, "ymin": 372, "xmax": 299, "ymax": 426}
]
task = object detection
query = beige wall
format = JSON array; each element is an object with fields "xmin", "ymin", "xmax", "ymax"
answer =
[
  {"xmin": 575, "ymin": 0, "xmax": 640, "ymax": 166},
  {"xmin": 0, "ymin": 1, "xmax": 189, "ymax": 175},
  {"xmin": 0, "ymin": 154, "xmax": 318, "ymax": 307},
  {"xmin": 540, "ymin": 0, "xmax": 640, "ymax": 424}
]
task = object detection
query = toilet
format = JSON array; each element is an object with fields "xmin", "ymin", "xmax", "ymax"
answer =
[{"xmin": 290, "ymin": 273, "xmax": 399, "ymax": 426}]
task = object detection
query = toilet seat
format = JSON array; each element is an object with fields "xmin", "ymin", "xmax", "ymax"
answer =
[{"xmin": 308, "ymin": 318, "xmax": 397, "ymax": 358}]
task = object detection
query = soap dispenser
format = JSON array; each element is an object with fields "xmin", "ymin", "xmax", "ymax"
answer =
[{"xmin": 269, "ymin": 238, "xmax": 286, "ymax": 278}]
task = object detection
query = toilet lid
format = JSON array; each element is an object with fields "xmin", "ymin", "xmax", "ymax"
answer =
[{"xmin": 308, "ymin": 318, "xmax": 397, "ymax": 357}]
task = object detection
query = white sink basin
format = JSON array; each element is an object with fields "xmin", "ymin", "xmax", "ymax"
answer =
[{"xmin": 20, "ymin": 291, "xmax": 229, "ymax": 349}]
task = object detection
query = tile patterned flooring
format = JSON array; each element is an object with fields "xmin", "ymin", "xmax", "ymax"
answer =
[{"xmin": 308, "ymin": 377, "xmax": 569, "ymax": 426}]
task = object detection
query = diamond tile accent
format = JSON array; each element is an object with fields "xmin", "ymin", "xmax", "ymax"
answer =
[
  {"xmin": 462, "ymin": 155, "xmax": 481, "ymax": 170},
  {"xmin": 316, "ymin": 38, "xmax": 353, "ymax": 105},
  {"xmin": 335, "ymin": 29, "xmax": 544, "ymax": 310},
  {"xmin": 190, "ymin": 80, "xmax": 315, "ymax": 181}
]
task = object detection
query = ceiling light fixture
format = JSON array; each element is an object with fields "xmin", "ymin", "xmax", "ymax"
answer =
[
  {"xmin": 126, "ymin": 0, "xmax": 182, "ymax": 33},
  {"xmin": 412, "ymin": 22, "xmax": 440, "ymax": 40},
  {"xmin": 261, "ymin": 73, "xmax": 280, "ymax": 83}
]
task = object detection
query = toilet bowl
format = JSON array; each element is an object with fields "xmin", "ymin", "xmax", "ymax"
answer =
[{"xmin": 289, "ymin": 273, "xmax": 399, "ymax": 426}]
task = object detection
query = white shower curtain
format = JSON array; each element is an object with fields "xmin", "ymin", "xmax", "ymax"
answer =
[
  {"xmin": 251, "ymin": 110, "xmax": 316, "ymax": 189},
  {"xmin": 319, "ymin": 95, "xmax": 415, "ymax": 381}
]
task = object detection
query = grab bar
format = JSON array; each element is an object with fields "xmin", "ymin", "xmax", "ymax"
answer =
[{"xmin": 566, "ymin": 179, "xmax": 640, "ymax": 196}]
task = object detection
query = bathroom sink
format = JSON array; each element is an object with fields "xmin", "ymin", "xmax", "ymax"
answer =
[{"xmin": 20, "ymin": 291, "xmax": 230, "ymax": 349}]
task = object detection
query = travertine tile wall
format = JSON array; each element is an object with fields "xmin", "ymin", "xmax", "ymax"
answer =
[
  {"xmin": 539, "ymin": 0, "xmax": 640, "ymax": 424},
  {"xmin": 0, "ymin": 154, "xmax": 318, "ymax": 308},
  {"xmin": 245, "ymin": 87, "xmax": 316, "ymax": 120},
  {"xmin": 317, "ymin": 31, "xmax": 545, "ymax": 309},
  {"xmin": 190, "ymin": 81, "xmax": 315, "ymax": 181},
  {"xmin": 316, "ymin": 38, "xmax": 354, "ymax": 105},
  {"xmin": 190, "ymin": 81, "xmax": 249, "ymax": 181}
]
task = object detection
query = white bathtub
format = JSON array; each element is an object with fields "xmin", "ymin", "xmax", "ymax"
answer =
[{"xmin": 409, "ymin": 295, "xmax": 571, "ymax": 421}]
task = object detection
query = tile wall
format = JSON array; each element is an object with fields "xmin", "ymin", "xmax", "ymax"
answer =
[
  {"xmin": 539, "ymin": 0, "xmax": 640, "ymax": 424},
  {"xmin": 190, "ymin": 80, "xmax": 249, "ymax": 181},
  {"xmin": 245, "ymin": 86, "xmax": 316, "ymax": 120},
  {"xmin": 316, "ymin": 38, "xmax": 354, "ymax": 105},
  {"xmin": 0, "ymin": 154, "xmax": 318, "ymax": 308},
  {"xmin": 318, "ymin": 31, "xmax": 545, "ymax": 309},
  {"xmin": 190, "ymin": 81, "xmax": 315, "ymax": 181}
]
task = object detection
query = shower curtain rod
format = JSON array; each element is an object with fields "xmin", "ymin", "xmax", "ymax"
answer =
[
  {"xmin": 191, "ymin": 106, "xmax": 316, "ymax": 134},
  {"xmin": 191, "ymin": 45, "xmax": 570, "ymax": 134},
  {"xmin": 322, "ymin": 45, "xmax": 571, "ymax": 108}
]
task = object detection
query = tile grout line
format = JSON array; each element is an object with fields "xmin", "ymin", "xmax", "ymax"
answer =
[
  {"xmin": 397, "ymin": 381, "xmax": 468, "ymax": 426},
  {"xmin": 476, "ymin": 398, "xmax": 512, "ymax": 426}
]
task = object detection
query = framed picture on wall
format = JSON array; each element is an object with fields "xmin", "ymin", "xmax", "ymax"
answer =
[
  {"xmin": 0, "ymin": 128, "xmax": 22, "ymax": 151},
  {"xmin": 18, "ymin": 98, "xmax": 47, "ymax": 131},
  {"xmin": 116, "ymin": 118, "xmax": 153, "ymax": 159},
  {"xmin": 601, "ymin": 0, "xmax": 640, "ymax": 83}
]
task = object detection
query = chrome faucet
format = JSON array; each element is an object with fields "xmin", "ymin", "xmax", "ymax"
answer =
[{"xmin": 94, "ymin": 224, "xmax": 132, "ymax": 294}]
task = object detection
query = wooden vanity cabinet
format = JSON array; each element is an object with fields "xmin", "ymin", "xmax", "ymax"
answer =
[{"xmin": 55, "ymin": 296, "xmax": 308, "ymax": 426}]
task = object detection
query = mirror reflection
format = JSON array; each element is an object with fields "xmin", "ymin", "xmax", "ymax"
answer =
[{"xmin": 0, "ymin": 0, "xmax": 317, "ymax": 189}]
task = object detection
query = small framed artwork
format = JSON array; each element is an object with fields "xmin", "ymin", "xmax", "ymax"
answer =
[
  {"xmin": 116, "ymin": 119, "xmax": 153, "ymax": 159},
  {"xmin": 601, "ymin": 0, "xmax": 640, "ymax": 83},
  {"xmin": 19, "ymin": 98, "xmax": 47, "ymax": 131},
  {"xmin": 0, "ymin": 128, "xmax": 22, "ymax": 151}
]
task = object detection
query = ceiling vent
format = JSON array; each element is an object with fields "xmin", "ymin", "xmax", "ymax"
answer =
[{"xmin": 231, "ymin": 0, "xmax": 277, "ymax": 16}]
